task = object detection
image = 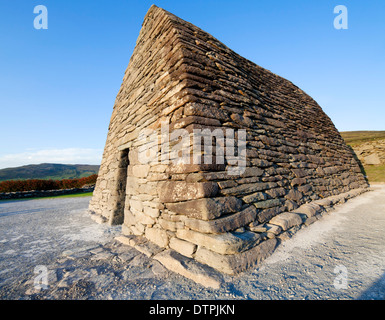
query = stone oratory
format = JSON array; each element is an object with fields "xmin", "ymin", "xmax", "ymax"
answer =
[{"xmin": 89, "ymin": 5, "xmax": 368, "ymax": 285}]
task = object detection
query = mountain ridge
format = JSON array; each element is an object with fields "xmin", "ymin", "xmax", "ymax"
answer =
[{"xmin": 0, "ymin": 163, "xmax": 100, "ymax": 181}]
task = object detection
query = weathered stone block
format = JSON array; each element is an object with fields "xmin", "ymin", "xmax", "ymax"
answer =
[
  {"xmin": 253, "ymin": 199, "xmax": 281, "ymax": 209},
  {"xmin": 293, "ymin": 203, "xmax": 322, "ymax": 218},
  {"xmin": 184, "ymin": 205, "xmax": 257, "ymax": 234},
  {"xmin": 158, "ymin": 181, "xmax": 218, "ymax": 203},
  {"xmin": 265, "ymin": 223, "xmax": 282, "ymax": 235},
  {"xmin": 129, "ymin": 199, "xmax": 143, "ymax": 212},
  {"xmin": 159, "ymin": 218, "xmax": 178, "ymax": 232},
  {"xmin": 184, "ymin": 102, "xmax": 229, "ymax": 121},
  {"xmin": 132, "ymin": 165, "xmax": 150, "ymax": 178},
  {"xmin": 221, "ymin": 182, "xmax": 276, "ymax": 196},
  {"xmin": 169, "ymin": 237, "xmax": 197, "ymax": 257},
  {"xmin": 136, "ymin": 213, "xmax": 155, "ymax": 225},
  {"xmin": 145, "ymin": 228, "xmax": 169, "ymax": 247},
  {"xmin": 257, "ymin": 206, "xmax": 282, "ymax": 223},
  {"xmin": 268, "ymin": 212, "xmax": 303, "ymax": 231},
  {"xmin": 265, "ymin": 187, "xmax": 286, "ymax": 198},
  {"xmin": 143, "ymin": 206, "xmax": 160, "ymax": 218},
  {"xmin": 243, "ymin": 191, "xmax": 267, "ymax": 203},
  {"xmin": 176, "ymin": 229, "xmax": 260, "ymax": 255},
  {"xmin": 166, "ymin": 196, "xmax": 242, "ymax": 220},
  {"xmin": 286, "ymin": 189, "xmax": 303, "ymax": 202},
  {"xmin": 153, "ymin": 249, "xmax": 222, "ymax": 289},
  {"xmin": 166, "ymin": 163, "xmax": 226, "ymax": 174},
  {"xmin": 195, "ymin": 238, "xmax": 277, "ymax": 274}
]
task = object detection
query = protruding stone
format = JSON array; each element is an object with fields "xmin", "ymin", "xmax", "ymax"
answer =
[
  {"xmin": 286, "ymin": 189, "xmax": 303, "ymax": 202},
  {"xmin": 176, "ymin": 229, "xmax": 260, "ymax": 255},
  {"xmin": 293, "ymin": 203, "xmax": 322, "ymax": 218},
  {"xmin": 195, "ymin": 238, "xmax": 278, "ymax": 274},
  {"xmin": 166, "ymin": 197, "xmax": 242, "ymax": 220},
  {"xmin": 183, "ymin": 205, "xmax": 257, "ymax": 234},
  {"xmin": 268, "ymin": 212, "xmax": 303, "ymax": 231},
  {"xmin": 158, "ymin": 181, "xmax": 218, "ymax": 203},
  {"xmin": 169, "ymin": 237, "xmax": 197, "ymax": 258},
  {"xmin": 145, "ymin": 228, "xmax": 169, "ymax": 247},
  {"xmin": 253, "ymin": 199, "xmax": 281, "ymax": 209},
  {"xmin": 243, "ymin": 192, "xmax": 267, "ymax": 204},
  {"xmin": 154, "ymin": 249, "xmax": 222, "ymax": 289}
]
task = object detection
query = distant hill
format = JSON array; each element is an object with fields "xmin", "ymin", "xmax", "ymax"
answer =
[{"xmin": 0, "ymin": 163, "xmax": 100, "ymax": 182}]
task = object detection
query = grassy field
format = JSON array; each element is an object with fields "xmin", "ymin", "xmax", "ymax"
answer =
[
  {"xmin": 340, "ymin": 131, "xmax": 385, "ymax": 146},
  {"xmin": 43, "ymin": 192, "xmax": 94, "ymax": 199},
  {"xmin": 0, "ymin": 192, "xmax": 93, "ymax": 202},
  {"xmin": 341, "ymin": 131, "xmax": 385, "ymax": 183},
  {"xmin": 361, "ymin": 164, "xmax": 385, "ymax": 183}
]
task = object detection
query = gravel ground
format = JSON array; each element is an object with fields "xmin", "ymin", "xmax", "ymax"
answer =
[{"xmin": 0, "ymin": 185, "xmax": 385, "ymax": 300}]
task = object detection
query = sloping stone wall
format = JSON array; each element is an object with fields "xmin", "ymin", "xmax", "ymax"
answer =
[{"xmin": 89, "ymin": 5, "xmax": 369, "ymax": 275}]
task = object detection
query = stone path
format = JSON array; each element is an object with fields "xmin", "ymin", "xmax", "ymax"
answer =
[{"xmin": 0, "ymin": 186, "xmax": 385, "ymax": 299}]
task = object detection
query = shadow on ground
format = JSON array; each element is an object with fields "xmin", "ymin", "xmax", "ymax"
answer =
[{"xmin": 358, "ymin": 272, "xmax": 385, "ymax": 300}]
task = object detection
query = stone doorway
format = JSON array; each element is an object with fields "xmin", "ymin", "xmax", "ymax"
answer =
[{"xmin": 110, "ymin": 148, "xmax": 129, "ymax": 225}]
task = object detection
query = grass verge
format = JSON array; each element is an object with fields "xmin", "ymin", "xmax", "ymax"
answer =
[
  {"xmin": 0, "ymin": 192, "xmax": 93, "ymax": 202},
  {"xmin": 364, "ymin": 165, "xmax": 385, "ymax": 183}
]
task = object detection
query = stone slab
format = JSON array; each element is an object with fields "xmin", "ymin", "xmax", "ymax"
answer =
[
  {"xmin": 166, "ymin": 196, "xmax": 242, "ymax": 220},
  {"xmin": 115, "ymin": 235, "xmax": 163, "ymax": 257},
  {"xmin": 90, "ymin": 213, "xmax": 107, "ymax": 224},
  {"xmin": 183, "ymin": 205, "xmax": 257, "ymax": 234},
  {"xmin": 176, "ymin": 229, "xmax": 260, "ymax": 255},
  {"xmin": 169, "ymin": 237, "xmax": 197, "ymax": 258},
  {"xmin": 292, "ymin": 203, "xmax": 322, "ymax": 218},
  {"xmin": 158, "ymin": 181, "xmax": 218, "ymax": 203},
  {"xmin": 195, "ymin": 238, "xmax": 278, "ymax": 275},
  {"xmin": 145, "ymin": 228, "xmax": 169, "ymax": 248},
  {"xmin": 153, "ymin": 249, "xmax": 222, "ymax": 289},
  {"xmin": 268, "ymin": 212, "xmax": 303, "ymax": 231}
]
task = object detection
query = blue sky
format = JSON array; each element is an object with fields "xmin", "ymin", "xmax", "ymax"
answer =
[{"xmin": 0, "ymin": 0, "xmax": 384, "ymax": 169}]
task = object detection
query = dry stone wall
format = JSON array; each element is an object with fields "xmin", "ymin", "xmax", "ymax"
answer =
[{"xmin": 89, "ymin": 5, "xmax": 369, "ymax": 276}]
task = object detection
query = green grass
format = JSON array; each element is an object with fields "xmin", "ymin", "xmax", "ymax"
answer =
[
  {"xmin": 340, "ymin": 131, "xmax": 385, "ymax": 183},
  {"xmin": 340, "ymin": 131, "xmax": 385, "ymax": 146},
  {"xmin": 44, "ymin": 192, "xmax": 94, "ymax": 199},
  {"xmin": 0, "ymin": 192, "xmax": 93, "ymax": 202},
  {"xmin": 363, "ymin": 164, "xmax": 385, "ymax": 183}
]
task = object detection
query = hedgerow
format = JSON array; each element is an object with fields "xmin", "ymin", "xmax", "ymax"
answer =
[{"xmin": 0, "ymin": 174, "xmax": 97, "ymax": 193}]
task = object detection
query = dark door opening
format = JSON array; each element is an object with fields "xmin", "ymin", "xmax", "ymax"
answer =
[{"xmin": 110, "ymin": 148, "xmax": 129, "ymax": 225}]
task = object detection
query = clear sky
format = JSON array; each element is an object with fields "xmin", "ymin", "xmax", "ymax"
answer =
[{"xmin": 0, "ymin": 0, "xmax": 384, "ymax": 169}]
